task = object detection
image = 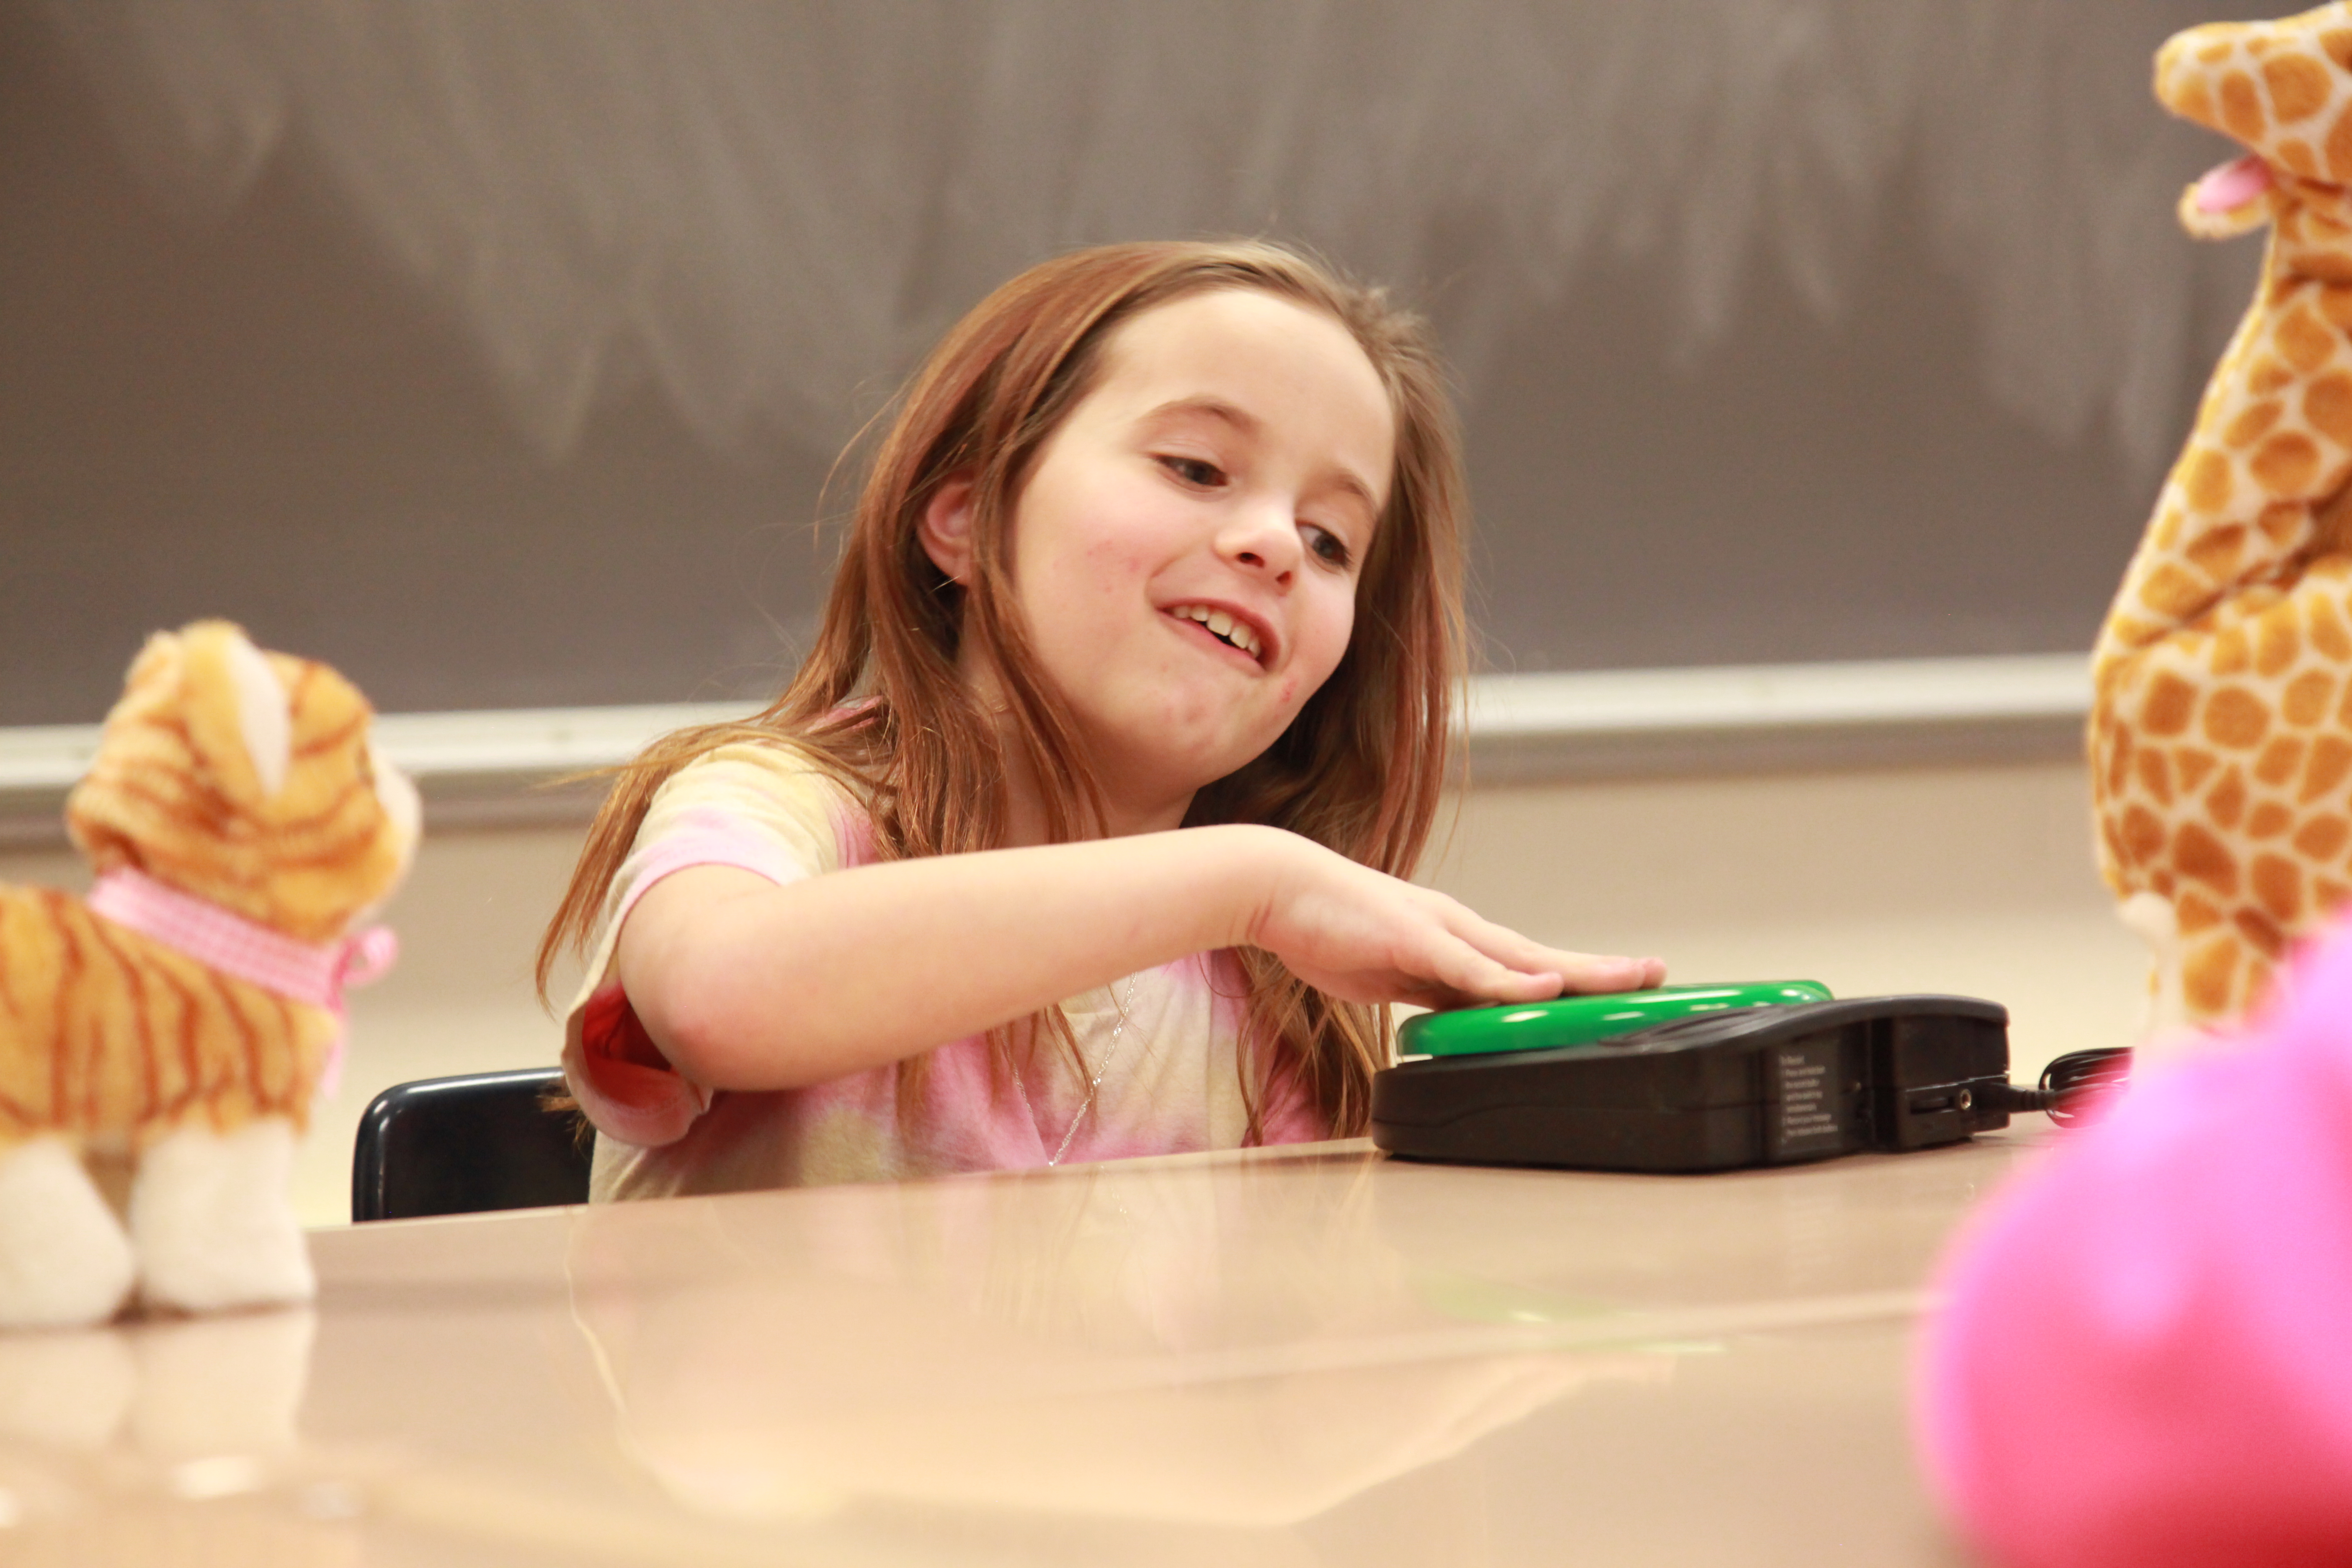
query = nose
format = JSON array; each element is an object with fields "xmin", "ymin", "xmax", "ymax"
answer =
[{"xmin": 1216, "ymin": 497, "xmax": 1303, "ymax": 585}]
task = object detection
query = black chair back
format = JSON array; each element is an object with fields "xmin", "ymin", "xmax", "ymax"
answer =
[{"xmin": 351, "ymin": 1067, "xmax": 592, "ymax": 1222}]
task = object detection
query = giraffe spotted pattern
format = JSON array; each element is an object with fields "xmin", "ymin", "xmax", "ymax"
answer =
[{"xmin": 2096, "ymin": 4, "xmax": 2352, "ymax": 1023}]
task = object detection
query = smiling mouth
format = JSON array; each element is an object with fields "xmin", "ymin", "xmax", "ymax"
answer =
[{"xmin": 1167, "ymin": 604, "xmax": 1266, "ymax": 664}]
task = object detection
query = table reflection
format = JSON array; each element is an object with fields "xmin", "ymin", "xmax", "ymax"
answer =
[
  {"xmin": 0, "ymin": 1308, "xmax": 360, "ymax": 1565},
  {"xmin": 565, "ymin": 1150, "xmax": 1675, "ymax": 1525},
  {"xmin": 0, "ymin": 1137, "xmax": 2024, "ymax": 1564}
]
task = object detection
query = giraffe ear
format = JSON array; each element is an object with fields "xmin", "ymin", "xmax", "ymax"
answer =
[{"xmin": 180, "ymin": 621, "xmax": 292, "ymax": 805}]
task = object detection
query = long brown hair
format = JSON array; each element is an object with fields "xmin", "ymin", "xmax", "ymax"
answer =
[{"xmin": 538, "ymin": 239, "xmax": 1467, "ymax": 1137}]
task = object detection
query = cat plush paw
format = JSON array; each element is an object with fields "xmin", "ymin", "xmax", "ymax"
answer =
[{"xmin": 0, "ymin": 1139, "xmax": 137, "ymax": 1330}]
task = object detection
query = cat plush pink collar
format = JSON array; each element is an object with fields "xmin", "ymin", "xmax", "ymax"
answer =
[{"xmin": 85, "ymin": 867, "xmax": 397, "ymax": 1096}]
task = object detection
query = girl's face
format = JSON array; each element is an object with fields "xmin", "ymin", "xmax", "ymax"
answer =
[{"xmin": 934, "ymin": 288, "xmax": 1396, "ymax": 830}]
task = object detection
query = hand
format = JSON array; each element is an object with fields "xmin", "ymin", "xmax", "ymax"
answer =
[{"xmin": 1246, "ymin": 833, "xmax": 1664, "ymax": 1010}]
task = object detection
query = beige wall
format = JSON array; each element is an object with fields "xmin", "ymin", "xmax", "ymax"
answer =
[
  {"xmin": 1426, "ymin": 761, "xmax": 2146, "ymax": 1079},
  {"xmin": 0, "ymin": 757, "xmax": 2146, "ymax": 1229}
]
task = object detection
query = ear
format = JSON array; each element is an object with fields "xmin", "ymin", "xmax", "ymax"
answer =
[
  {"xmin": 181, "ymin": 621, "xmax": 292, "ymax": 805},
  {"xmin": 119, "ymin": 629, "xmax": 181, "ymax": 698},
  {"xmin": 917, "ymin": 476, "xmax": 978, "ymax": 585}
]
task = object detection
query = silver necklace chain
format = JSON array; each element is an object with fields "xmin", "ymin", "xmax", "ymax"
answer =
[{"xmin": 1018, "ymin": 973, "xmax": 1140, "ymax": 1167}]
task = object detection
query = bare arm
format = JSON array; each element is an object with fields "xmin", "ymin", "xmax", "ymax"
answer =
[{"xmin": 616, "ymin": 822, "xmax": 1663, "ymax": 1091}]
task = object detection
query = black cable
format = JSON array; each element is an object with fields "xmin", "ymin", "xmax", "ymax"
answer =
[
  {"xmin": 1978, "ymin": 1081, "xmax": 2059, "ymax": 1116},
  {"xmin": 2037, "ymin": 1047, "xmax": 2133, "ymax": 1128},
  {"xmin": 1975, "ymin": 1048, "xmax": 2133, "ymax": 1124}
]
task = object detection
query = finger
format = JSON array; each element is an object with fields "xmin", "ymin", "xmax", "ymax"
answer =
[
  {"xmin": 1437, "ymin": 910, "xmax": 1656, "ymax": 992},
  {"xmin": 1461, "ymin": 941, "xmax": 1655, "ymax": 996},
  {"xmin": 1416, "ymin": 943, "xmax": 1572, "ymax": 1008},
  {"xmin": 1416, "ymin": 922, "xmax": 1657, "ymax": 1003},
  {"xmin": 1550, "ymin": 952, "xmax": 1666, "ymax": 993},
  {"xmin": 1485, "ymin": 928, "xmax": 1661, "ymax": 991}
]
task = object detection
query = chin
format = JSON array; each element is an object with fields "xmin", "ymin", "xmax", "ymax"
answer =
[{"xmin": 1115, "ymin": 730, "xmax": 1269, "ymax": 798}]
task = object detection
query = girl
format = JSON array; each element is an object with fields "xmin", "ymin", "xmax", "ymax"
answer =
[{"xmin": 539, "ymin": 240, "xmax": 1664, "ymax": 1200}]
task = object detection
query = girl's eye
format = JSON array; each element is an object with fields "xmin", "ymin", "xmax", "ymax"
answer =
[
  {"xmin": 1159, "ymin": 455, "xmax": 1226, "ymax": 488},
  {"xmin": 1304, "ymin": 524, "xmax": 1353, "ymax": 570}
]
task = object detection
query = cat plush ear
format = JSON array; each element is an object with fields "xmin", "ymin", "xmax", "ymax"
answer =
[{"xmin": 179, "ymin": 621, "xmax": 292, "ymax": 806}]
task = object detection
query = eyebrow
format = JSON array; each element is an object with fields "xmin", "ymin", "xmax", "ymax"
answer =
[{"xmin": 1141, "ymin": 396, "xmax": 1384, "ymax": 517}]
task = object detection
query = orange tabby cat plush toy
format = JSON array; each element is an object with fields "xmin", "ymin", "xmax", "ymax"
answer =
[{"xmin": 0, "ymin": 622, "xmax": 417, "ymax": 1328}]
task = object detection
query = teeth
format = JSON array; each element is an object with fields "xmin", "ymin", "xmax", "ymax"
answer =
[{"xmin": 1172, "ymin": 605, "xmax": 1262, "ymax": 661}]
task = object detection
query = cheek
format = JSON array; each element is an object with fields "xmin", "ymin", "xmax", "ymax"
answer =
[
  {"xmin": 1298, "ymin": 596, "xmax": 1357, "ymax": 688},
  {"xmin": 1068, "ymin": 539, "xmax": 1149, "ymax": 640},
  {"xmin": 1032, "ymin": 493, "xmax": 1154, "ymax": 599},
  {"xmin": 1016, "ymin": 519, "xmax": 1134, "ymax": 640},
  {"xmin": 1081, "ymin": 535, "xmax": 1148, "ymax": 592}
]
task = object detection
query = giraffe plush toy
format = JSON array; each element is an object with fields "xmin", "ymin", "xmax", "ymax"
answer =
[{"xmin": 2094, "ymin": 4, "xmax": 2352, "ymax": 1032}]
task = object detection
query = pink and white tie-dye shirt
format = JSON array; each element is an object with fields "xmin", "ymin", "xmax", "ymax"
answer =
[{"xmin": 561, "ymin": 741, "xmax": 1325, "ymax": 1201}]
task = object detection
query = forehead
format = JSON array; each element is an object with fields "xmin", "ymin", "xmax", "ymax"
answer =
[{"xmin": 1082, "ymin": 288, "xmax": 1396, "ymax": 497}]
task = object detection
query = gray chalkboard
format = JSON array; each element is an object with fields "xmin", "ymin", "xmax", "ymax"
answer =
[{"xmin": 0, "ymin": 0, "xmax": 2260, "ymax": 724}]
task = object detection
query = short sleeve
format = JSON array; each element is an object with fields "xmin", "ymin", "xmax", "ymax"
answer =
[{"xmin": 561, "ymin": 743, "xmax": 859, "ymax": 1148}]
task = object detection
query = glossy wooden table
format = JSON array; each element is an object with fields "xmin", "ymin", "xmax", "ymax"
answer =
[{"xmin": 0, "ymin": 1131, "xmax": 2042, "ymax": 1565}]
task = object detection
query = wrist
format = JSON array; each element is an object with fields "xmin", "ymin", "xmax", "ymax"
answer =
[{"xmin": 1191, "ymin": 822, "xmax": 1310, "ymax": 952}]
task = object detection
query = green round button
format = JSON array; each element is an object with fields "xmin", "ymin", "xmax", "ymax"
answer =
[{"xmin": 1397, "ymin": 981, "xmax": 1834, "ymax": 1058}]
